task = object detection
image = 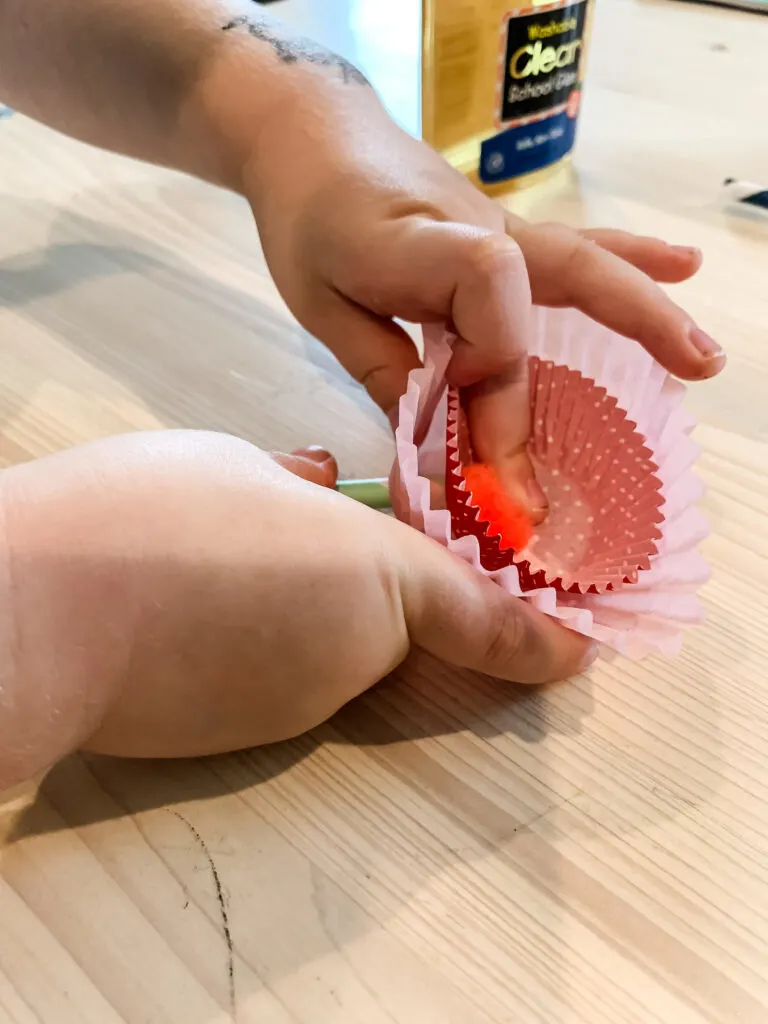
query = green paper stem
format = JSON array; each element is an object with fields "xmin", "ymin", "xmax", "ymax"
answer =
[{"xmin": 337, "ymin": 478, "xmax": 391, "ymax": 509}]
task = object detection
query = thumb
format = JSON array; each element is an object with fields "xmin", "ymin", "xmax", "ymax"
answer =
[{"xmin": 393, "ymin": 520, "xmax": 598, "ymax": 684}]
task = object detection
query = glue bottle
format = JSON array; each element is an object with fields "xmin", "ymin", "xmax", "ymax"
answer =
[{"xmin": 422, "ymin": 0, "xmax": 593, "ymax": 194}]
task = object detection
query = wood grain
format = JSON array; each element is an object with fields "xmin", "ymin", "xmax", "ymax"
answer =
[{"xmin": 1, "ymin": 0, "xmax": 767, "ymax": 1021}]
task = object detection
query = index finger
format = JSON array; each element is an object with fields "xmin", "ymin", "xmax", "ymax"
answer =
[
  {"xmin": 443, "ymin": 231, "xmax": 548, "ymax": 522},
  {"xmin": 324, "ymin": 218, "xmax": 548, "ymax": 521}
]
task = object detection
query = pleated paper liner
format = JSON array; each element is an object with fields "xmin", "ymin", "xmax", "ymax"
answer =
[
  {"xmin": 391, "ymin": 312, "xmax": 710, "ymax": 658},
  {"xmin": 445, "ymin": 357, "xmax": 665, "ymax": 595}
]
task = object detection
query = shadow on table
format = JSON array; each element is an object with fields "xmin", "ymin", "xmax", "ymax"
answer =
[
  {"xmin": 2, "ymin": 643, "xmax": 731, "ymax": 1023},
  {"xmin": 2, "ymin": 651, "xmax": 601, "ymax": 1022},
  {"xmin": 8, "ymin": 648, "xmax": 591, "ymax": 843},
  {"xmin": 0, "ymin": 189, "xmax": 386, "ymax": 460}
]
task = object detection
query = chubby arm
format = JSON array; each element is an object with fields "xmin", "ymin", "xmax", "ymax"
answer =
[
  {"xmin": 0, "ymin": 431, "xmax": 407, "ymax": 789},
  {"xmin": 0, "ymin": 0, "xmax": 372, "ymax": 191},
  {"xmin": 0, "ymin": 431, "xmax": 592, "ymax": 792}
]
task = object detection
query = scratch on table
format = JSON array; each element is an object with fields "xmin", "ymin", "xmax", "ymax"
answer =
[{"xmin": 173, "ymin": 811, "xmax": 236, "ymax": 1017}]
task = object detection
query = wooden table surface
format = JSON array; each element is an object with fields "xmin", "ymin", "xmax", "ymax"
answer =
[{"xmin": 1, "ymin": 1, "xmax": 767, "ymax": 1021}]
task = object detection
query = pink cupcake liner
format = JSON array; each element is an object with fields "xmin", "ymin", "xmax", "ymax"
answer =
[
  {"xmin": 390, "ymin": 310, "xmax": 710, "ymax": 659},
  {"xmin": 445, "ymin": 368, "xmax": 666, "ymax": 593}
]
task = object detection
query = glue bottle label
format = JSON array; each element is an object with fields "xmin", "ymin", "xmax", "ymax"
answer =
[{"xmin": 480, "ymin": 0, "xmax": 589, "ymax": 185}]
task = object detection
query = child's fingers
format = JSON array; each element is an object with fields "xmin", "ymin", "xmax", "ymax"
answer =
[
  {"xmin": 300, "ymin": 291, "xmax": 422, "ymax": 418},
  {"xmin": 507, "ymin": 219, "xmax": 725, "ymax": 381},
  {"xmin": 393, "ymin": 518, "xmax": 597, "ymax": 685},
  {"xmin": 401, "ymin": 225, "xmax": 543, "ymax": 520},
  {"xmin": 333, "ymin": 218, "xmax": 533, "ymax": 388},
  {"xmin": 579, "ymin": 228, "xmax": 702, "ymax": 283},
  {"xmin": 270, "ymin": 448, "xmax": 339, "ymax": 489},
  {"xmin": 328, "ymin": 218, "xmax": 543, "ymax": 518},
  {"xmin": 464, "ymin": 368, "xmax": 549, "ymax": 524},
  {"xmin": 421, "ymin": 227, "xmax": 544, "ymax": 520}
]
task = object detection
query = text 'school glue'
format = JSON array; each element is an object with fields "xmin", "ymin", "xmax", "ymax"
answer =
[{"xmin": 422, "ymin": 0, "xmax": 594, "ymax": 193}]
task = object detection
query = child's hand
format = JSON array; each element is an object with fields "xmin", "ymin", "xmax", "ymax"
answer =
[
  {"xmin": 246, "ymin": 88, "xmax": 724, "ymax": 521},
  {"xmin": 0, "ymin": 431, "xmax": 596, "ymax": 787},
  {"xmin": 0, "ymin": 3, "xmax": 725, "ymax": 521}
]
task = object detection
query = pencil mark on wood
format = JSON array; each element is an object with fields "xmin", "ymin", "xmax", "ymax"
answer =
[
  {"xmin": 173, "ymin": 811, "xmax": 236, "ymax": 1016},
  {"xmin": 221, "ymin": 15, "xmax": 369, "ymax": 85}
]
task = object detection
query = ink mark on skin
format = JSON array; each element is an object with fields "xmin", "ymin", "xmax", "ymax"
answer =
[
  {"xmin": 173, "ymin": 812, "xmax": 236, "ymax": 1015},
  {"xmin": 221, "ymin": 16, "xmax": 369, "ymax": 85}
]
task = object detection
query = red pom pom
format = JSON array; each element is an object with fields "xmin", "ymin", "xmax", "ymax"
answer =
[{"xmin": 462, "ymin": 463, "xmax": 533, "ymax": 552}]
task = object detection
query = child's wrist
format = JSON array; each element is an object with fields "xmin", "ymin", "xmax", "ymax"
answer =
[
  {"xmin": 178, "ymin": 44, "xmax": 273, "ymax": 194},
  {"xmin": 188, "ymin": 30, "xmax": 378, "ymax": 199}
]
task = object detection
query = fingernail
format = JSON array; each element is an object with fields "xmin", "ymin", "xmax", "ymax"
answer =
[
  {"xmin": 579, "ymin": 642, "xmax": 600, "ymax": 673},
  {"xmin": 292, "ymin": 446, "xmax": 333, "ymax": 464},
  {"xmin": 689, "ymin": 326, "xmax": 726, "ymax": 376},
  {"xmin": 689, "ymin": 326, "xmax": 722, "ymax": 358},
  {"xmin": 672, "ymin": 245, "xmax": 702, "ymax": 260}
]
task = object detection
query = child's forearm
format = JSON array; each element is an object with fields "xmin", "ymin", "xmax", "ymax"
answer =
[{"xmin": 0, "ymin": 0, "xmax": 373, "ymax": 192}]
